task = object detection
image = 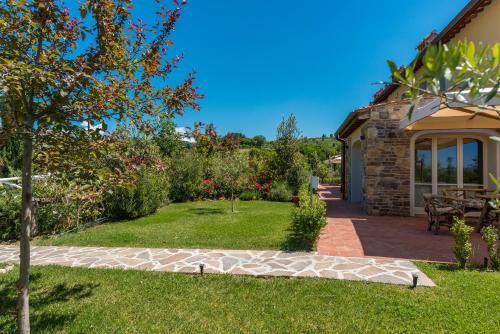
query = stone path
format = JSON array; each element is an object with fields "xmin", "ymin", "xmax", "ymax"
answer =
[{"xmin": 0, "ymin": 245, "xmax": 435, "ymax": 287}]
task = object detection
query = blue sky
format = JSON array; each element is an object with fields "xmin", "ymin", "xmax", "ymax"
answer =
[{"xmin": 149, "ymin": 0, "xmax": 470, "ymax": 139}]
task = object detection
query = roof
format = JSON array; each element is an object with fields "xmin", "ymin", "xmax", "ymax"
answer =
[
  {"xmin": 335, "ymin": 104, "xmax": 380, "ymax": 138},
  {"xmin": 372, "ymin": 0, "xmax": 493, "ymax": 104}
]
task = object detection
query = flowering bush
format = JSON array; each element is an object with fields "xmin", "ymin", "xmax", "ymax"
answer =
[{"xmin": 199, "ymin": 178, "xmax": 216, "ymax": 199}]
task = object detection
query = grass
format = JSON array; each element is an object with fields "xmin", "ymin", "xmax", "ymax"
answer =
[
  {"xmin": 0, "ymin": 263, "xmax": 498, "ymax": 333},
  {"xmin": 35, "ymin": 200, "xmax": 295, "ymax": 250}
]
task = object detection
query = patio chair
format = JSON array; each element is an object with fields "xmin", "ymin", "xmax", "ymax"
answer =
[
  {"xmin": 476, "ymin": 197, "xmax": 500, "ymax": 232},
  {"xmin": 423, "ymin": 193, "xmax": 463, "ymax": 235}
]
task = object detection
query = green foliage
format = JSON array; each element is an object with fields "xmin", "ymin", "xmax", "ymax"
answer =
[
  {"xmin": 105, "ymin": 168, "xmax": 169, "ymax": 220},
  {"xmin": 315, "ymin": 163, "xmax": 330, "ymax": 183},
  {"xmin": 267, "ymin": 181, "xmax": 293, "ymax": 202},
  {"xmin": 270, "ymin": 114, "xmax": 307, "ymax": 194},
  {"xmin": 35, "ymin": 179, "xmax": 104, "ymax": 234},
  {"xmin": 289, "ymin": 187, "xmax": 327, "ymax": 250},
  {"xmin": 239, "ymin": 189, "xmax": 261, "ymax": 201},
  {"xmin": 450, "ymin": 218, "xmax": 473, "ymax": 269},
  {"xmin": 169, "ymin": 151, "xmax": 204, "ymax": 202},
  {"xmin": 154, "ymin": 120, "xmax": 184, "ymax": 158},
  {"xmin": 0, "ymin": 136, "xmax": 22, "ymax": 177},
  {"xmin": 209, "ymin": 152, "xmax": 248, "ymax": 205},
  {"xmin": 481, "ymin": 226, "xmax": 499, "ymax": 270},
  {"xmin": 299, "ymin": 137, "xmax": 340, "ymax": 163},
  {"xmin": 0, "ymin": 187, "xmax": 21, "ymax": 240},
  {"xmin": 387, "ymin": 41, "xmax": 500, "ymax": 114},
  {"xmin": 248, "ymin": 147, "xmax": 274, "ymax": 183},
  {"xmin": 251, "ymin": 135, "xmax": 267, "ymax": 148}
]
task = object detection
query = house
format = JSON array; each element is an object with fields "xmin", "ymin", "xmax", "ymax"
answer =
[{"xmin": 335, "ymin": 0, "xmax": 500, "ymax": 217}]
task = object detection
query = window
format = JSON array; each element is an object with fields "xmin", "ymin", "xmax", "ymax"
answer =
[
  {"xmin": 463, "ymin": 138, "xmax": 483, "ymax": 185},
  {"xmin": 413, "ymin": 135, "xmax": 486, "ymax": 209},
  {"xmin": 415, "ymin": 138, "xmax": 432, "ymax": 183},
  {"xmin": 437, "ymin": 138, "xmax": 457, "ymax": 184}
]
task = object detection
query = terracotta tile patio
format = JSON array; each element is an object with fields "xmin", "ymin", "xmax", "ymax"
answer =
[{"xmin": 317, "ymin": 185, "xmax": 489, "ymax": 263}]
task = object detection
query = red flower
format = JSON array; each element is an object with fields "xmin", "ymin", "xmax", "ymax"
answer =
[{"xmin": 202, "ymin": 178, "xmax": 215, "ymax": 186}]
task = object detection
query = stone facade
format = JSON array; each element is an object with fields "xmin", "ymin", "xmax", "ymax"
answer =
[{"xmin": 346, "ymin": 103, "xmax": 413, "ymax": 216}]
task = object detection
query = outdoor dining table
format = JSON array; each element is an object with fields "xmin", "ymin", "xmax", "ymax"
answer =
[{"xmin": 434, "ymin": 190, "xmax": 498, "ymax": 232}]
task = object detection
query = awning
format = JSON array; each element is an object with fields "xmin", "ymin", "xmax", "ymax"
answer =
[{"xmin": 400, "ymin": 91, "xmax": 500, "ymax": 131}]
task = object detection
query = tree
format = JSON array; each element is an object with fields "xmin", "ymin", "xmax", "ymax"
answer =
[
  {"xmin": 252, "ymin": 135, "xmax": 266, "ymax": 148},
  {"xmin": 192, "ymin": 122, "xmax": 219, "ymax": 157},
  {"xmin": 212, "ymin": 152, "xmax": 247, "ymax": 213},
  {"xmin": 155, "ymin": 120, "xmax": 183, "ymax": 158},
  {"xmin": 0, "ymin": 1, "xmax": 201, "ymax": 331},
  {"xmin": 220, "ymin": 132, "xmax": 241, "ymax": 152},
  {"xmin": 271, "ymin": 114, "xmax": 306, "ymax": 193}
]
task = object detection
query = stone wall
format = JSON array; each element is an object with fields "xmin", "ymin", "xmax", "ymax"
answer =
[{"xmin": 363, "ymin": 104, "xmax": 412, "ymax": 216}]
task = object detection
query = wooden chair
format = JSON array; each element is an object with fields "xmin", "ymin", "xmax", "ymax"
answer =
[
  {"xmin": 423, "ymin": 193, "xmax": 463, "ymax": 235},
  {"xmin": 476, "ymin": 195, "xmax": 500, "ymax": 232}
]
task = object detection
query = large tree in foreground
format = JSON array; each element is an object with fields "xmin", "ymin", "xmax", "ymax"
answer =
[{"xmin": 0, "ymin": 0, "xmax": 201, "ymax": 332}]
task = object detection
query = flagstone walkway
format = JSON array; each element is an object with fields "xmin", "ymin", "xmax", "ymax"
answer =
[{"xmin": 0, "ymin": 245, "xmax": 434, "ymax": 286}]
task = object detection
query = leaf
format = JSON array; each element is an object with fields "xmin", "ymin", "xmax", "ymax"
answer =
[
  {"xmin": 484, "ymin": 82, "xmax": 499, "ymax": 103},
  {"xmin": 444, "ymin": 68, "xmax": 452, "ymax": 81},
  {"xmin": 387, "ymin": 60, "xmax": 398, "ymax": 74},
  {"xmin": 466, "ymin": 41, "xmax": 476, "ymax": 67}
]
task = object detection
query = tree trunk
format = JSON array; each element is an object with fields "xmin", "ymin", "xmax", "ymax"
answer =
[
  {"xmin": 18, "ymin": 116, "xmax": 33, "ymax": 334},
  {"xmin": 231, "ymin": 189, "xmax": 235, "ymax": 213}
]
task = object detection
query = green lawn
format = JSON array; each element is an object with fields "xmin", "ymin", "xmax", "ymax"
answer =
[
  {"xmin": 0, "ymin": 263, "xmax": 498, "ymax": 333},
  {"xmin": 35, "ymin": 200, "xmax": 294, "ymax": 250}
]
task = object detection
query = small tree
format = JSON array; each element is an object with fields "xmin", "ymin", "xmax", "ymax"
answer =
[
  {"xmin": 271, "ymin": 114, "xmax": 306, "ymax": 193},
  {"xmin": 0, "ymin": 1, "xmax": 201, "ymax": 332},
  {"xmin": 212, "ymin": 152, "xmax": 247, "ymax": 213}
]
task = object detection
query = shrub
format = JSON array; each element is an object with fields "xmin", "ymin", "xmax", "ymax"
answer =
[
  {"xmin": 289, "ymin": 188, "xmax": 327, "ymax": 250},
  {"xmin": 169, "ymin": 152, "xmax": 204, "ymax": 202},
  {"xmin": 450, "ymin": 218, "xmax": 473, "ymax": 269},
  {"xmin": 239, "ymin": 189, "xmax": 261, "ymax": 201},
  {"xmin": 105, "ymin": 168, "xmax": 169, "ymax": 219},
  {"xmin": 482, "ymin": 226, "xmax": 499, "ymax": 270},
  {"xmin": 268, "ymin": 181, "xmax": 293, "ymax": 202},
  {"xmin": 34, "ymin": 179, "xmax": 104, "ymax": 234},
  {"xmin": 0, "ymin": 188, "xmax": 21, "ymax": 241}
]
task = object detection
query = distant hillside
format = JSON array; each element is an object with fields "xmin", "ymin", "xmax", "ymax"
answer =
[{"xmin": 298, "ymin": 137, "xmax": 340, "ymax": 162}]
